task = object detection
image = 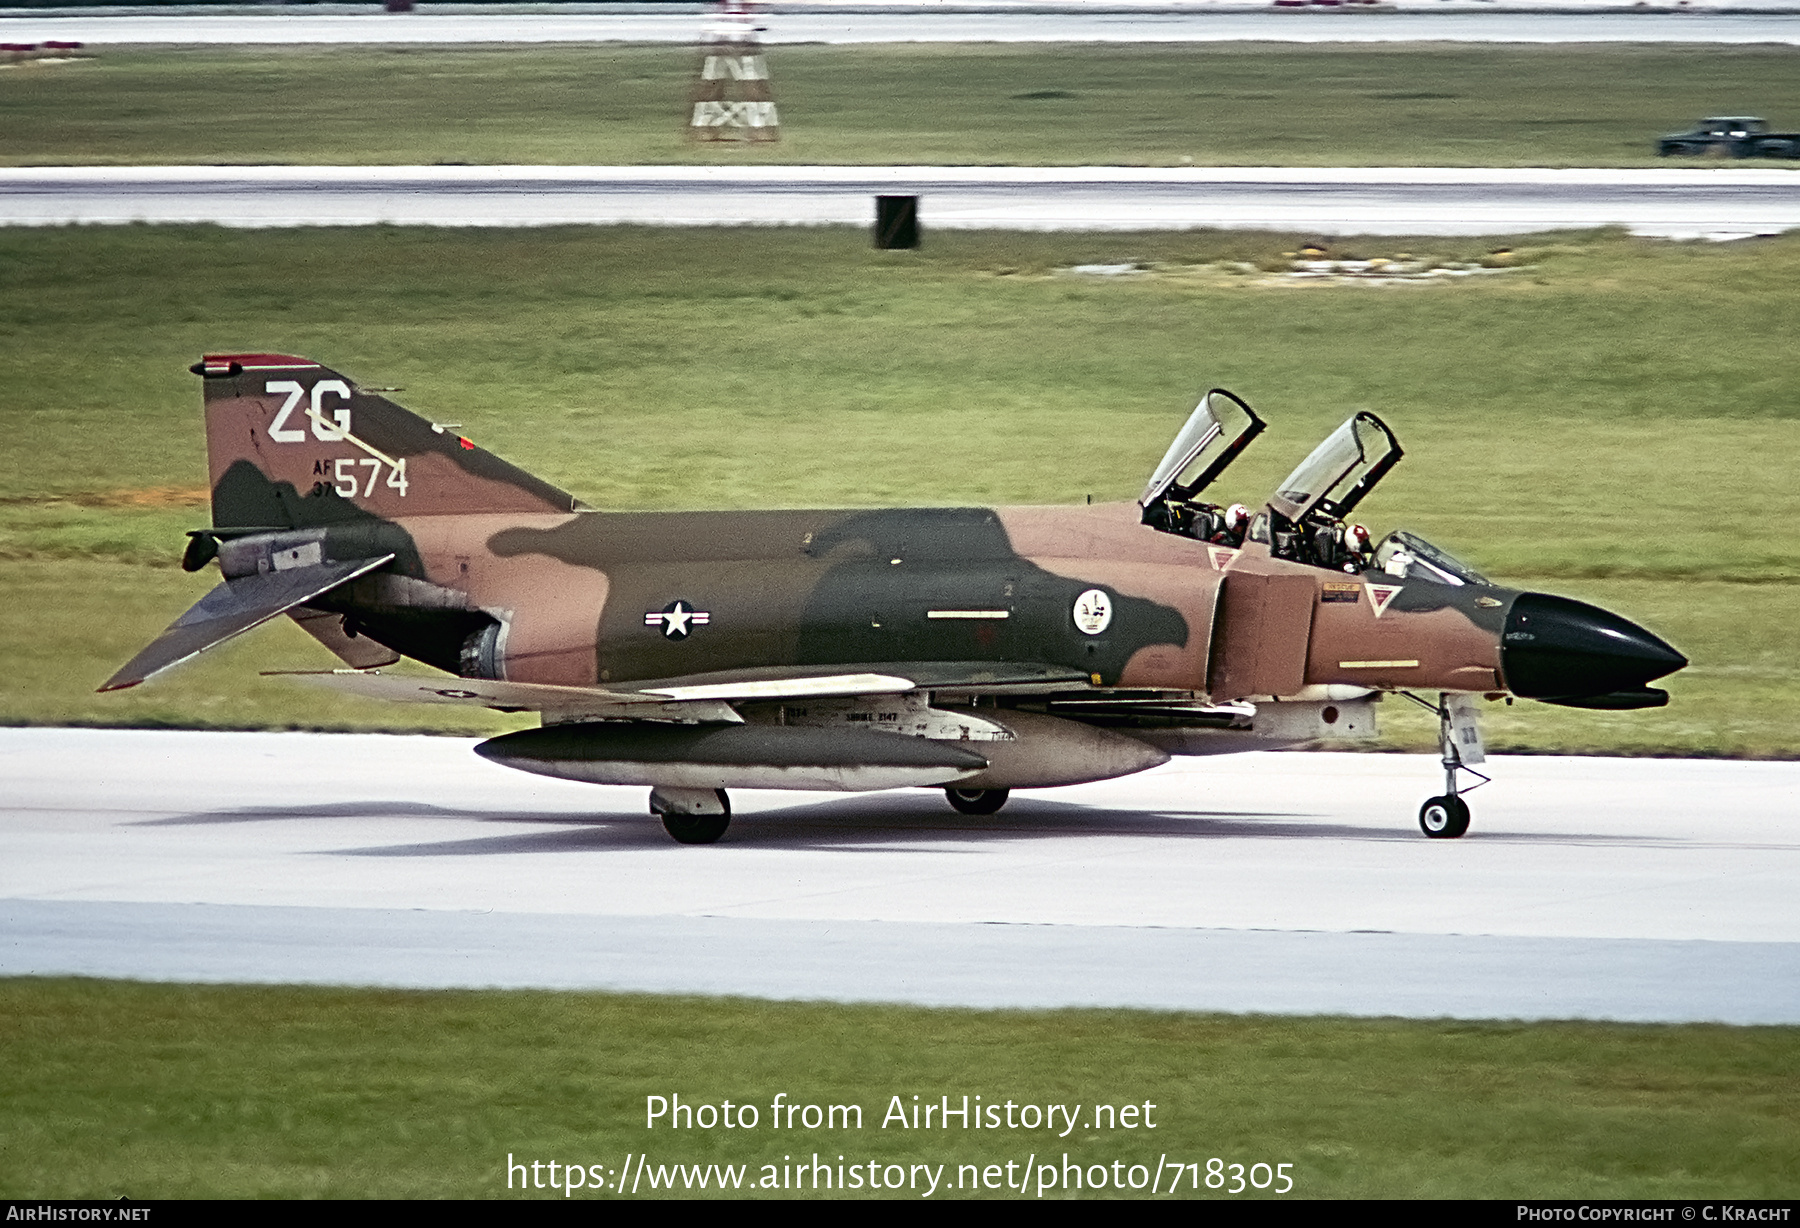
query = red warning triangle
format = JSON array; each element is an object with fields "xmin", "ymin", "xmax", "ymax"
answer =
[
  {"xmin": 1207, "ymin": 546, "xmax": 1239, "ymax": 571},
  {"xmin": 1366, "ymin": 583, "xmax": 1403, "ymax": 618}
]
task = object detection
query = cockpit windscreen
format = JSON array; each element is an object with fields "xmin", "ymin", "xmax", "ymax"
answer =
[{"xmin": 1374, "ymin": 530, "xmax": 1494, "ymax": 587}]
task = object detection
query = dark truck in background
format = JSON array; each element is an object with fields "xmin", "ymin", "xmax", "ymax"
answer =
[{"xmin": 1658, "ymin": 117, "xmax": 1800, "ymax": 159}]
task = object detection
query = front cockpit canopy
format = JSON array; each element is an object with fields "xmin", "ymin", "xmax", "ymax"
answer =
[
  {"xmin": 1139, "ymin": 389, "xmax": 1266, "ymax": 511},
  {"xmin": 1269, "ymin": 411, "xmax": 1403, "ymax": 525}
]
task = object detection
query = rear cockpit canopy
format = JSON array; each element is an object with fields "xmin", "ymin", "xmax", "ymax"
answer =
[{"xmin": 1139, "ymin": 389, "xmax": 1266, "ymax": 512}]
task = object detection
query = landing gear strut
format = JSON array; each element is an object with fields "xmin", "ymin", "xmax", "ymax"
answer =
[
  {"xmin": 1401, "ymin": 691, "xmax": 1489, "ymax": 840},
  {"xmin": 945, "ymin": 786, "xmax": 1009, "ymax": 816},
  {"xmin": 650, "ymin": 786, "xmax": 731, "ymax": 844}
]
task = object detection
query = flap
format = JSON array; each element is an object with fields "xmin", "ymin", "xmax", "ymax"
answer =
[
  {"xmin": 98, "ymin": 555, "xmax": 395, "ymax": 692},
  {"xmin": 273, "ymin": 671, "xmax": 743, "ymax": 725}
]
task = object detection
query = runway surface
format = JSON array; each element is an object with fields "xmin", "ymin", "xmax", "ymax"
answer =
[
  {"xmin": 5, "ymin": 165, "xmax": 1797, "ymax": 236},
  {"xmin": 4, "ymin": 727, "xmax": 1797, "ymax": 1022},
  {"xmin": 5, "ymin": 6, "xmax": 1800, "ymax": 45}
]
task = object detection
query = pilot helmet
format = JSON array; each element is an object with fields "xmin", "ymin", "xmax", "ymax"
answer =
[
  {"xmin": 1224, "ymin": 503, "xmax": 1250, "ymax": 533},
  {"xmin": 1345, "ymin": 523, "xmax": 1372, "ymax": 554}
]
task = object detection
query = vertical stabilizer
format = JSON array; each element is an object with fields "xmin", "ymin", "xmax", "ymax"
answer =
[{"xmin": 194, "ymin": 353, "xmax": 581, "ymax": 529}]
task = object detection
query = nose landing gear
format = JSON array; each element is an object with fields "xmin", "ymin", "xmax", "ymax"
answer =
[
  {"xmin": 1402, "ymin": 692, "xmax": 1489, "ymax": 840},
  {"xmin": 1418, "ymin": 793, "xmax": 1470, "ymax": 839}
]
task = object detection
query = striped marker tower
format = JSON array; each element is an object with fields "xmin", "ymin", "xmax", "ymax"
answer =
[{"xmin": 688, "ymin": 0, "xmax": 779, "ymax": 143}]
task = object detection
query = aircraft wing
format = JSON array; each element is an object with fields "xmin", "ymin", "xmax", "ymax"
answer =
[
  {"xmin": 276, "ymin": 660, "xmax": 1094, "ymax": 720},
  {"xmin": 99, "ymin": 555, "xmax": 396, "ymax": 692},
  {"xmin": 272, "ymin": 672, "xmax": 746, "ymax": 724},
  {"xmin": 629, "ymin": 660, "xmax": 1092, "ymax": 699}
]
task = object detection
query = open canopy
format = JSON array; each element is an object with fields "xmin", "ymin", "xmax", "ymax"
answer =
[
  {"xmin": 1268, "ymin": 411, "xmax": 1402, "ymax": 524},
  {"xmin": 1139, "ymin": 389, "xmax": 1266, "ymax": 510}
]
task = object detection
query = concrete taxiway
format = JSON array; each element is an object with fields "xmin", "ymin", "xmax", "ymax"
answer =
[
  {"xmin": 5, "ymin": 6, "xmax": 1800, "ymax": 46},
  {"xmin": 5, "ymin": 165, "xmax": 1797, "ymax": 237},
  {"xmin": 4, "ymin": 727, "xmax": 1796, "ymax": 1022}
]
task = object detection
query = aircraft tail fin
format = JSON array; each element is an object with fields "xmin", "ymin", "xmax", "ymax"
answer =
[{"xmin": 193, "ymin": 353, "xmax": 582, "ymax": 530}]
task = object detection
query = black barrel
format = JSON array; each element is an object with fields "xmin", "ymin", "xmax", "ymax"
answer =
[{"xmin": 875, "ymin": 195, "xmax": 920, "ymax": 250}]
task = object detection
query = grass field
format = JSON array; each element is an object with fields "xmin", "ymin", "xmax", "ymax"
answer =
[
  {"xmin": 2, "ymin": 978, "xmax": 1795, "ymax": 1199},
  {"xmin": 5, "ymin": 42, "xmax": 1800, "ymax": 167},
  {"xmin": 1, "ymin": 223, "xmax": 1794, "ymax": 753}
]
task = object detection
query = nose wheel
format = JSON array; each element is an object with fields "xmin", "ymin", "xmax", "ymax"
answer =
[
  {"xmin": 1418, "ymin": 794, "xmax": 1470, "ymax": 839},
  {"xmin": 1401, "ymin": 691, "xmax": 1490, "ymax": 840}
]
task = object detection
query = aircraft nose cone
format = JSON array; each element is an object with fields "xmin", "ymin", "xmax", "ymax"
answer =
[{"xmin": 1501, "ymin": 592, "xmax": 1688, "ymax": 700}]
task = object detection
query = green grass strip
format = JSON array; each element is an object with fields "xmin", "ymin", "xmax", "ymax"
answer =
[
  {"xmin": 5, "ymin": 43, "xmax": 1800, "ymax": 168},
  {"xmin": 2, "ymin": 977, "xmax": 1796, "ymax": 1198}
]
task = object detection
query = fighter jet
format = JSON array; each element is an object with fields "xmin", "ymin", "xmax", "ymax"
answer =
[{"xmin": 103, "ymin": 355, "xmax": 1687, "ymax": 843}]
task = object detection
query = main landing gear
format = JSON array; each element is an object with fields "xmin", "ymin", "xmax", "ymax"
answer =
[
  {"xmin": 649, "ymin": 786, "xmax": 731, "ymax": 844},
  {"xmin": 945, "ymin": 786, "xmax": 1010, "ymax": 816},
  {"xmin": 1401, "ymin": 692, "xmax": 1490, "ymax": 840}
]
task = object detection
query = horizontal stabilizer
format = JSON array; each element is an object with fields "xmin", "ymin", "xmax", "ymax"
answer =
[{"xmin": 99, "ymin": 555, "xmax": 394, "ymax": 692}]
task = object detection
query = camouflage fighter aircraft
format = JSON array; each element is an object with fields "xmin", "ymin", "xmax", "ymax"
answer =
[{"xmin": 103, "ymin": 355, "xmax": 1687, "ymax": 843}]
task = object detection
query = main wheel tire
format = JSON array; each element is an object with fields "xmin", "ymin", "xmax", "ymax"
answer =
[
  {"xmin": 657, "ymin": 789, "xmax": 731, "ymax": 844},
  {"xmin": 945, "ymin": 786, "xmax": 1010, "ymax": 816},
  {"xmin": 1418, "ymin": 794, "xmax": 1470, "ymax": 839}
]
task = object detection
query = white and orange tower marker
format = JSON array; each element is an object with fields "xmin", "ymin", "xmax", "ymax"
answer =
[{"xmin": 688, "ymin": 0, "xmax": 779, "ymax": 143}]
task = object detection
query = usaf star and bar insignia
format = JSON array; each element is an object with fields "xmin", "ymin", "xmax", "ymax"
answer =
[{"xmin": 645, "ymin": 600, "xmax": 711, "ymax": 641}]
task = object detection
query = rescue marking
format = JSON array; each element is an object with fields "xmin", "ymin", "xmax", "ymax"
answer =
[
  {"xmin": 1072, "ymin": 589, "xmax": 1113, "ymax": 636},
  {"xmin": 1338, "ymin": 659, "xmax": 1420, "ymax": 669},
  {"xmin": 1321, "ymin": 581, "xmax": 1361, "ymax": 604},
  {"xmin": 1365, "ymin": 583, "xmax": 1403, "ymax": 617},
  {"xmin": 927, "ymin": 610, "xmax": 1010, "ymax": 620},
  {"xmin": 645, "ymin": 601, "xmax": 711, "ymax": 641},
  {"xmin": 1206, "ymin": 546, "xmax": 1239, "ymax": 572}
]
